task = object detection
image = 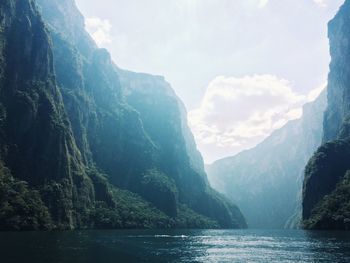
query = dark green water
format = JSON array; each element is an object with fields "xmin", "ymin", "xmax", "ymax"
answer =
[{"xmin": 0, "ymin": 229, "xmax": 349, "ymax": 262}]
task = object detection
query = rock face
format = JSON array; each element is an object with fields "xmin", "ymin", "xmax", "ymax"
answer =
[
  {"xmin": 207, "ymin": 91, "xmax": 326, "ymax": 228},
  {"xmin": 302, "ymin": 0, "xmax": 350, "ymax": 230},
  {"xmin": 117, "ymin": 70, "xmax": 246, "ymax": 228},
  {"xmin": 0, "ymin": 0, "xmax": 247, "ymax": 229},
  {"xmin": 0, "ymin": 0, "xmax": 95, "ymax": 230},
  {"xmin": 323, "ymin": 0, "xmax": 350, "ymax": 142}
]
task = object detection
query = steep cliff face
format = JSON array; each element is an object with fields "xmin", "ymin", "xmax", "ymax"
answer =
[
  {"xmin": 0, "ymin": 0, "xmax": 248, "ymax": 229},
  {"xmin": 323, "ymin": 0, "xmax": 350, "ymax": 142},
  {"xmin": 302, "ymin": 0, "xmax": 350, "ymax": 230},
  {"xmin": 207, "ymin": 91, "xmax": 326, "ymax": 228},
  {"xmin": 303, "ymin": 139, "xmax": 350, "ymax": 229},
  {"xmin": 38, "ymin": 0, "xmax": 245, "ymax": 227},
  {"xmin": 118, "ymin": 69, "xmax": 246, "ymax": 227},
  {"xmin": 0, "ymin": 0, "xmax": 96, "ymax": 229},
  {"xmin": 36, "ymin": 0, "xmax": 184, "ymax": 221}
]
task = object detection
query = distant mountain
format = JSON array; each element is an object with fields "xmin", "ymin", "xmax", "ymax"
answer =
[
  {"xmin": 0, "ymin": 0, "xmax": 246, "ymax": 230},
  {"xmin": 207, "ymin": 91, "xmax": 326, "ymax": 228},
  {"xmin": 302, "ymin": 0, "xmax": 350, "ymax": 230}
]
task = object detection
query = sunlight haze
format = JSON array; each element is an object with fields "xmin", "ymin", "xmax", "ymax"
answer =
[{"xmin": 76, "ymin": 0, "xmax": 343, "ymax": 163}]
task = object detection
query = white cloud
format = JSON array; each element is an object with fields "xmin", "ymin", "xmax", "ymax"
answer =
[
  {"xmin": 313, "ymin": 0, "xmax": 327, "ymax": 7},
  {"xmin": 188, "ymin": 75, "xmax": 324, "ymax": 162},
  {"xmin": 85, "ymin": 17, "xmax": 113, "ymax": 47}
]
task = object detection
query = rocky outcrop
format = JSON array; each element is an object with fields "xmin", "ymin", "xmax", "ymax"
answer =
[
  {"xmin": 302, "ymin": 0, "xmax": 350, "ymax": 230},
  {"xmin": 303, "ymin": 139, "xmax": 350, "ymax": 229}
]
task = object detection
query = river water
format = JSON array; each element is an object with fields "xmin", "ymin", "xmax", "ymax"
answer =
[{"xmin": 0, "ymin": 229, "xmax": 349, "ymax": 262}]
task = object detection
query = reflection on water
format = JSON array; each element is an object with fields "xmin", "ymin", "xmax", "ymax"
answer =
[{"xmin": 0, "ymin": 229, "xmax": 349, "ymax": 263}]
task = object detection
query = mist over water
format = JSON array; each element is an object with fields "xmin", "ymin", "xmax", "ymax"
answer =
[{"xmin": 1, "ymin": 230, "xmax": 349, "ymax": 263}]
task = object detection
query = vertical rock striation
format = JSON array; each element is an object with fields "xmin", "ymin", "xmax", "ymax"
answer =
[
  {"xmin": 302, "ymin": 0, "xmax": 350, "ymax": 230},
  {"xmin": 0, "ymin": 0, "xmax": 247, "ymax": 229}
]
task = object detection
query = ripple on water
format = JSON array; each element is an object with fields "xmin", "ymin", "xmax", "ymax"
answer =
[{"xmin": 0, "ymin": 229, "xmax": 350, "ymax": 263}]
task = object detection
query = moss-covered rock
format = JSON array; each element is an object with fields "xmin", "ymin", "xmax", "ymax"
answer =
[
  {"xmin": 0, "ymin": 163, "xmax": 52, "ymax": 230},
  {"xmin": 303, "ymin": 171, "xmax": 350, "ymax": 230}
]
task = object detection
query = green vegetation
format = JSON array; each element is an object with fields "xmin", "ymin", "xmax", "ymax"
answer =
[
  {"xmin": 93, "ymin": 187, "xmax": 172, "ymax": 229},
  {"xmin": 0, "ymin": 163, "xmax": 52, "ymax": 230},
  {"xmin": 303, "ymin": 171, "xmax": 350, "ymax": 230},
  {"xmin": 83, "ymin": 167, "xmax": 170, "ymax": 229},
  {"xmin": 0, "ymin": 161, "xmax": 225, "ymax": 230},
  {"xmin": 141, "ymin": 169, "xmax": 178, "ymax": 217},
  {"xmin": 302, "ymin": 139, "xmax": 350, "ymax": 228},
  {"xmin": 0, "ymin": 0, "xmax": 247, "ymax": 231},
  {"xmin": 301, "ymin": 0, "xmax": 350, "ymax": 231},
  {"xmin": 90, "ymin": 169, "xmax": 221, "ymax": 229},
  {"xmin": 176, "ymin": 204, "xmax": 219, "ymax": 229}
]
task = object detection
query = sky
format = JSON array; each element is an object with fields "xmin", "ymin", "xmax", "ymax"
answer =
[{"xmin": 76, "ymin": 0, "xmax": 344, "ymax": 163}]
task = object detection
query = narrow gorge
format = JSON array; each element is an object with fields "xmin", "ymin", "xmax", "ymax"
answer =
[{"xmin": 0, "ymin": 0, "xmax": 246, "ymax": 230}]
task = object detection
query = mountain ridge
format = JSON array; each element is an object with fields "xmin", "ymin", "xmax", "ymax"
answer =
[
  {"xmin": 207, "ymin": 91, "xmax": 326, "ymax": 228},
  {"xmin": 0, "ymin": 0, "xmax": 247, "ymax": 230}
]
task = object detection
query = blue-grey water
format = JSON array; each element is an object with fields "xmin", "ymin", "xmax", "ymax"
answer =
[{"xmin": 0, "ymin": 229, "xmax": 349, "ymax": 263}]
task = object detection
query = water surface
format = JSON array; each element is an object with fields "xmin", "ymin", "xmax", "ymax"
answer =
[{"xmin": 1, "ymin": 229, "xmax": 349, "ymax": 262}]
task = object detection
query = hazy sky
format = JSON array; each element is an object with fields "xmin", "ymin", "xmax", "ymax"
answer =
[{"xmin": 76, "ymin": 0, "xmax": 344, "ymax": 163}]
